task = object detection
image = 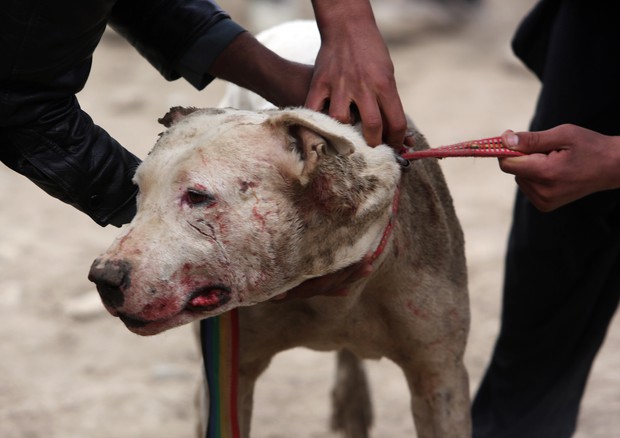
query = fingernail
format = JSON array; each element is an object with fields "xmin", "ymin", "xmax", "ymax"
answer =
[{"xmin": 505, "ymin": 133, "xmax": 519, "ymax": 147}]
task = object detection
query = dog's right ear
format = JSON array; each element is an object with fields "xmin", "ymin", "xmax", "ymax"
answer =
[
  {"xmin": 158, "ymin": 106, "xmax": 199, "ymax": 127},
  {"xmin": 288, "ymin": 124, "xmax": 335, "ymax": 182},
  {"xmin": 266, "ymin": 108, "xmax": 358, "ymax": 155},
  {"xmin": 265, "ymin": 108, "xmax": 361, "ymax": 182}
]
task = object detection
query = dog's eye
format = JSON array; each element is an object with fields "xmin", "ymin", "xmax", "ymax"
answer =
[{"xmin": 185, "ymin": 189, "xmax": 215, "ymax": 207}]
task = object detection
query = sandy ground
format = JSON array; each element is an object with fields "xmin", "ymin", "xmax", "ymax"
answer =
[{"xmin": 2, "ymin": 0, "xmax": 620, "ymax": 437}]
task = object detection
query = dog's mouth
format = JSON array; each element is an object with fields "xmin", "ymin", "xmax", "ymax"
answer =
[
  {"xmin": 185, "ymin": 285, "xmax": 232, "ymax": 312},
  {"xmin": 116, "ymin": 285, "xmax": 232, "ymax": 331}
]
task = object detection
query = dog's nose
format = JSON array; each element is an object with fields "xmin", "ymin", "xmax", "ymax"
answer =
[{"xmin": 88, "ymin": 259, "xmax": 131, "ymax": 309}]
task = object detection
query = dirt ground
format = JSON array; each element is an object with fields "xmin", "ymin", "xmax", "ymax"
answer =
[{"xmin": 2, "ymin": 0, "xmax": 620, "ymax": 437}]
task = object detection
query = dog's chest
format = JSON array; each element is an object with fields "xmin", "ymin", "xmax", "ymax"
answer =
[{"xmin": 237, "ymin": 286, "xmax": 400, "ymax": 360}]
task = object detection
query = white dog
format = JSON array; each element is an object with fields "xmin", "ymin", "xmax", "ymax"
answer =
[{"xmin": 89, "ymin": 21, "xmax": 470, "ymax": 438}]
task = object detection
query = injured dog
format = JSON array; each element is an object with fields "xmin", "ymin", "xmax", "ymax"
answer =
[
  {"xmin": 89, "ymin": 105, "xmax": 470, "ymax": 437},
  {"xmin": 88, "ymin": 21, "xmax": 470, "ymax": 438}
]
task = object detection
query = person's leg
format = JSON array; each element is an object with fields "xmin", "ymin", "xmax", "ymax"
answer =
[{"xmin": 473, "ymin": 190, "xmax": 620, "ymax": 438}]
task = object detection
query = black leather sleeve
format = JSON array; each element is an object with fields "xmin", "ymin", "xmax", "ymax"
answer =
[
  {"xmin": 109, "ymin": 0, "xmax": 245, "ymax": 89},
  {"xmin": 0, "ymin": 0, "xmax": 246, "ymax": 227},
  {"xmin": 0, "ymin": 91, "xmax": 140, "ymax": 227}
]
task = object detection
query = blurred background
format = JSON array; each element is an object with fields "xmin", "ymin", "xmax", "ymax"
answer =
[{"xmin": 1, "ymin": 0, "xmax": 620, "ymax": 436}]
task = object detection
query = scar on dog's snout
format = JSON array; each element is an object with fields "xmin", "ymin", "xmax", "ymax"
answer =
[{"xmin": 88, "ymin": 259, "xmax": 132, "ymax": 308}]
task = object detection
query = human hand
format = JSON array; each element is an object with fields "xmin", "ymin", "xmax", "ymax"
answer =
[
  {"xmin": 271, "ymin": 258, "xmax": 373, "ymax": 301},
  {"xmin": 498, "ymin": 124, "xmax": 620, "ymax": 211},
  {"xmin": 307, "ymin": 0, "xmax": 408, "ymax": 150}
]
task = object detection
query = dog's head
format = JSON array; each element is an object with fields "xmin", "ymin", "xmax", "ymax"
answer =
[{"xmin": 88, "ymin": 107, "xmax": 400, "ymax": 335}]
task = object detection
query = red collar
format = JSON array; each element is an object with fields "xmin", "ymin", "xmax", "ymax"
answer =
[{"xmin": 368, "ymin": 186, "xmax": 400, "ymax": 264}]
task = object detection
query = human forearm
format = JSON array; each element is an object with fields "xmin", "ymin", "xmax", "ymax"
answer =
[
  {"xmin": 311, "ymin": 0, "xmax": 378, "ymax": 41},
  {"xmin": 209, "ymin": 32, "xmax": 313, "ymax": 108}
]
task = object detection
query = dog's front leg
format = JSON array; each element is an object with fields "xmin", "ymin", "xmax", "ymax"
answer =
[
  {"xmin": 236, "ymin": 354, "xmax": 273, "ymax": 437},
  {"xmin": 396, "ymin": 350, "xmax": 471, "ymax": 438}
]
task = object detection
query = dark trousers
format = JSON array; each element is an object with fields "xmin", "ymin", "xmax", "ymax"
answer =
[{"xmin": 472, "ymin": 189, "xmax": 620, "ymax": 438}]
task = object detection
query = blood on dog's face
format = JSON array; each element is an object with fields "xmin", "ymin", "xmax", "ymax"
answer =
[{"xmin": 88, "ymin": 107, "xmax": 400, "ymax": 335}]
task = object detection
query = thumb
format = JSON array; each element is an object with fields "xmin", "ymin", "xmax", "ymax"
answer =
[{"xmin": 502, "ymin": 129, "xmax": 562, "ymax": 154}]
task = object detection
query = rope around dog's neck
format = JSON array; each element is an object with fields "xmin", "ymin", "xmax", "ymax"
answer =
[{"xmin": 401, "ymin": 136, "xmax": 524, "ymax": 160}]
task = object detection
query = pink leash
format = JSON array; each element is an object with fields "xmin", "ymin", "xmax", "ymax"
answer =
[{"xmin": 401, "ymin": 136, "xmax": 524, "ymax": 160}]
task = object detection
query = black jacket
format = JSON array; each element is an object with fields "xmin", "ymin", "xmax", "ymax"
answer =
[
  {"xmin": 512, "ymin": 0, "xmax": 620, "ymax": 135},
  {"xmin": 0, "ymin": 0, "xmax": 245, "ymax": 226}
]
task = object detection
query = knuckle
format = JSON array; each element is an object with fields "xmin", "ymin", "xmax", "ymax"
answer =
[
  {"xmin": 361, "ymin": 110, "xmax": 382, "ymax": 127},
  {"xmin": 559, "ymin": 123, "xmax": 577, "ymax": 135},
  {"xmin": 330, "ymin": 110, "xmax": 350, "ymax": 124},
  {"xmin": 527, "ymin": 131, "xmax": 541, "ymax": 149},
  {"xmin": 390, "ymin": 119, "xmax": 408, "ymax": 137}
]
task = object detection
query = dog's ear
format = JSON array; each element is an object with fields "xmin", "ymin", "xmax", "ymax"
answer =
[
  {"xmin": 158, "ymin": 106, "xmax": 199, "ymax": 127},
  {"xmin": 265, "ymin": 108, "xmax": 371, "ymax": 217},
  {"xmin": 267, "ymin": 108, "xmax": 364, "ymax": 161},
  {"xmin": 265, "ymin": 108, "xmax": 361, "ymax": 181}
]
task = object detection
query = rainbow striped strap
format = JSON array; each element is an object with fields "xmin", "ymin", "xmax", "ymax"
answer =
[
  {"xmin": 200, "ymin": 309, "xmax": 240, "ymax": 438},
  {"xmin": 401, "ymin": 136, "xmax": 524, "ymax": 160}
]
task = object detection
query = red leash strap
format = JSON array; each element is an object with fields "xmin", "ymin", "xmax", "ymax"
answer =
[{"xmin": 401, "ymin": 136, "xmax": 524, "ymax": 160}]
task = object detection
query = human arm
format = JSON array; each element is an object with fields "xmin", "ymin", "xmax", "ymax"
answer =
[
  {"xmin": 113, "ymin": 0, "xmax": 407, "ymax": 148},
  {"xmin": 0, "ymin": 95, "xmax": 140, "ymax": 227},
  {"xmin": 209, "ymin": 0, "xmax": 410, "ymax": 148},
  {"xmin": 0, "ymin": 0, "xmax": 238, "ymax": 228},
  {"xmin": 1, "ymin": 2, "xmax": 143, "ymax": 227},
  {"xmin": 112, "ymin": 0, "xmax": 314, "ymax": 108},
  {"xmin": 1, "ymin": 0, "xmax": 305, "ymax": 229},
  {"xmin": 306, "ymin": 0, "xmax": 409, "ymax": 149},
  {"xmin": 208, "ymin": 31, "xmax": 314, "ymax": 108},
  {"xmin": 498, "ymin": 124, "xmax": 620, "ymax": 211}
]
